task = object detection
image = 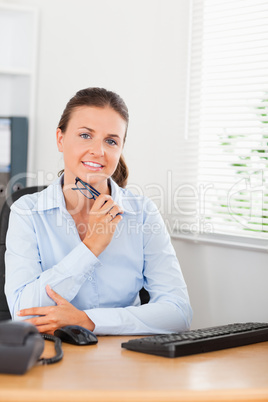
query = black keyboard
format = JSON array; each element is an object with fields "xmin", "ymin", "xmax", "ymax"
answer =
[{"xmin": 121, "ymin": 322, "xmax": 268, "ymax": 358}]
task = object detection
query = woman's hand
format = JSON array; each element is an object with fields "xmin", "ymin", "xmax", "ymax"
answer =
[
  {"xmin": 17, "ymin": 285, "xmax": 95, "ymax": 335},
  {"xmin": 83, "ymin": 194, "xmax": 123, "ymax": 256}
]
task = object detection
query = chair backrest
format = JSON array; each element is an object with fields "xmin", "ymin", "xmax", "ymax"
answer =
[{"xmin": 0, "ymin": 186, "xmax": 46, "ymax": 321}]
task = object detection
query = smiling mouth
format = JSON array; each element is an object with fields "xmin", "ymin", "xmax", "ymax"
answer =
[
  {"xmin": 82, "ymin": 162, "xmax": 103, "ymax": 168},
  {"xmin": 82, "ymin": 161, "xmax": 104, "ymax": 168}
]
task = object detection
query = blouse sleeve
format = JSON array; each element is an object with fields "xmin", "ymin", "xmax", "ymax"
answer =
[
  {"xmin": 86, "ymin": 198, "xmax": 193, "ymax": 335},
  {"xmin": 5, "ymin": 200, "xmax": 101, "ymax": 318}
]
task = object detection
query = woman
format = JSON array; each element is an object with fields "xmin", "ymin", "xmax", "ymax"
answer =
[{"xmin": 5, "ymin": 87, "xmax": 192, "ymax": 335}]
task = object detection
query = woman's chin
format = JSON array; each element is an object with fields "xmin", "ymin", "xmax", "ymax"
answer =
[{"xmin": 78, "ymin": 174, "xmax": 109, "ymax": 192}]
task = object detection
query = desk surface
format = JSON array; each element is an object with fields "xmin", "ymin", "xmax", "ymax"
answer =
[{"xmin": 0, "ymin": 336, "xmax": 268, "ymax": 402}]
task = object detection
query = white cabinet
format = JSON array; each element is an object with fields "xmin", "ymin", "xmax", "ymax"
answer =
[{"xmin": 0, "ymin": 3, "xmax": 38, "ymax": 175}]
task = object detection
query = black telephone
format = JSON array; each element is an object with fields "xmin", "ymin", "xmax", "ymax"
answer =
[{"xmin": 0, "ymin": 320, "xmax": 63, "ymax": 375}]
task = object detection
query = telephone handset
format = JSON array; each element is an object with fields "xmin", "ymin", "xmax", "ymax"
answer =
[{"xmin": 0, "ymin": 320, "xmax": 63, "ymax": 374}]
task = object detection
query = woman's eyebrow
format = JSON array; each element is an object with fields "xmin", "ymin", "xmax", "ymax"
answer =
[
  {"xmin": 79, "ymin": 126, "xmax": 95, "ymax": 132},
  {"xmin": 108, "ymin": 134, "xmax": 121, "ymax": 139},
  {"xmin": 78, "ymin": 127, "xmax": 120, "ymax": 138}
]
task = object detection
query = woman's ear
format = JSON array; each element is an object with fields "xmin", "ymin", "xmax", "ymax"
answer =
[{"xmin": 56, "ymin": 128, "xmax": 64, "ymax": 152}]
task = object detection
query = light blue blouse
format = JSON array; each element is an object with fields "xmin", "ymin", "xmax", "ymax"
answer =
[{"xmin": 5, "ymin": 176, "xmax": 192, "ymax": 335}]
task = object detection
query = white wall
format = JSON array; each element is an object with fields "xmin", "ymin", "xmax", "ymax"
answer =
[
  {"xmin": 175, "ymin": 239, "xmax": 268, "ymax": 329},
  {"xmin": 2, "ymin": 0, "xmax": 267, "ymax": 330},
  {"xmin": 2, "ymin": 0, "xmax": 190, "ymax": 192}
]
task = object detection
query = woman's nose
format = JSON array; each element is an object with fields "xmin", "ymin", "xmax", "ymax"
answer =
[{"xmin": 89, "ymin": 139, "xmax": 104, "ymax": 156}]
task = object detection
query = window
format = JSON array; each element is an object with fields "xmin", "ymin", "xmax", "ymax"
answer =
[{"xmin": 172, "ymin": 0, "xmax": 268, "ymax": 246}]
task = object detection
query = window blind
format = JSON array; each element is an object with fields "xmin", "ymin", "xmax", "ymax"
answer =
[{"xmin": 172, "ymin": 0, "xmax": 268, "ymax": 242}]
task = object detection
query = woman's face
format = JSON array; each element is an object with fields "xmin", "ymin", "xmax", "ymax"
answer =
[{"xmin": 56, "ymin": 106, "xmax": 126, "ymax": 192}]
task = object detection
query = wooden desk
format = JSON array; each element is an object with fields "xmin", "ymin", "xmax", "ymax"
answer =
[{"xmin": 0, "ymin": 336, "xmax": 268, "ymax": 402}]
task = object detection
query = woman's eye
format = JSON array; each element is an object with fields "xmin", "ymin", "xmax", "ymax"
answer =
[
  {"xmin": 80, "ymin": 133, "xmax": 90, "ymax": 139},
  {"xmin": 106, "ymin": 138, "xmax": 117, "ymax": 146}
]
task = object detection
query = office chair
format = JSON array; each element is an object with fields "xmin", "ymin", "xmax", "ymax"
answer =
[
  {"xmin": 139, "ymin": 287, "xmax": 150, "ymax": 305},
  {"xmin": 0, "ymin": 186, "xmax": 46, "ymax": 321}
]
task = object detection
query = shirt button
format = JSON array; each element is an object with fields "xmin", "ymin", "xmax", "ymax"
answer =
[{"xmin": 88, "ymin": 276, "xmax": 93, "ymax": 281}]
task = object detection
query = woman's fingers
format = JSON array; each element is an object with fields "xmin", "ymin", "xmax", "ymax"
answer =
[
  {"xmin": 17, "ymin": 306, "xmax": 52, "ymax": 317},
  {"xmin": 46, "ymin": 284, "xmax": 67, "ymax": 305},
  {"xmin": 91, "ymin": 194, "xmax": 123, "ymax": 217},
  {"xmin": 91, "ymin": 194, "xmax": 113, "ymax": 213},
  {"xmin": 23, "ymin": 315, "xmax": 52, "ymax": 326},
  {"xmin": 19, "ymin": 297, "xmax": 95, "ymax": 334},
  {"xmin": 82, "ymin": 193, "xmax": 123, "ymax": 256},
  {"xmin": 105, "ymin": 205, "xmax": 123, "ymax": 221}
]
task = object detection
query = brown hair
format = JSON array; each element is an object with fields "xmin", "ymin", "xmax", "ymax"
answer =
[{"xmin": 58, "ymin": 87, "xmax": 129, "ymax": 188}]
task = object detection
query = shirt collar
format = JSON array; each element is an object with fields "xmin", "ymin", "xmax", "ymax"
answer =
[
  {"xmin": 32, "ymin": 175, "xmax": 138, "ymax": 215},
  {"xmin": 109, "ymin": 178, "xmax": 138, "ymax": 215},
  {"xmin": 32, "ymin": 175, "xmax": 66, "ymax": 212}
]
